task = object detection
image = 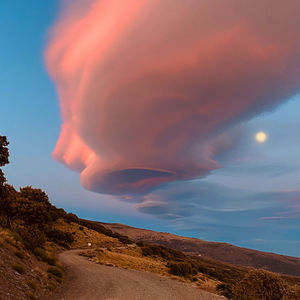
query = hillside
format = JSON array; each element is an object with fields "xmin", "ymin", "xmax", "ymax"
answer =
[
  {"xmin": 0, "ymin": 227, "xmax": 61, "ymax": 300},
  {"xmin": 99, "ymin": 222, "xmax": 300, "ymax": 277},
  {"xmin": 1, "ymin": 136, "xmax": 300, "ymax": 299}
]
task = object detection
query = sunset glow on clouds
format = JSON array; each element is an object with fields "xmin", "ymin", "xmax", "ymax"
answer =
[{"xmin": 46, "ymin": 0, "xmax": 300, "ymax": 195}]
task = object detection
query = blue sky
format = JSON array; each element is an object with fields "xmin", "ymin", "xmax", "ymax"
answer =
[{"xmin": 1, "ymin": 1, "xmax": 300, "ymax": 257}]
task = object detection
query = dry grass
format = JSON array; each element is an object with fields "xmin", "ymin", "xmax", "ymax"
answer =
[
  {"xmin": 54, "ymin": 219, "xmax": 121, "ymax": 249},
  {"xmin": 195, "ymin": 275, "xmax": 220, "ymax": 293},
  {"xmin": 0, "ymin": 227, "xmax": 15, "ymax": 245},
  {"xmin": 81, "ymin": 245, "xmax": 220, "ymax": 294},
  {"xmin": 87, "ymin": 246, "xmax": 169, "ymax": 275}
]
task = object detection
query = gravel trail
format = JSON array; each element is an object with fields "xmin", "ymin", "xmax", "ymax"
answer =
[{"xmin": 48, "ymin": 249, "xmax": 224, "ymax": 300}]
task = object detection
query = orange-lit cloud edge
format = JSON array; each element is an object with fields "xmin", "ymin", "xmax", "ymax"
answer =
[{"xmin": 45, "ymin": 0, "xmax": 300, "ymax": 195}]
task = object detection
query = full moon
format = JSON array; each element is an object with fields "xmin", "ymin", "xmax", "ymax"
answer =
[{"xmin": 255, "ymin": 131, "xmax": 267, "ymax": 143}]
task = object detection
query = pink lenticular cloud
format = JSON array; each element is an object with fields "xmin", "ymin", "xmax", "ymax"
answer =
[{"xmin": 46, "ymin": 0, "xmax": 300, "ymax": 195}]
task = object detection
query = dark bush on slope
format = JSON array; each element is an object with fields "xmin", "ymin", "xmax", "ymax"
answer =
[
  {"xmin": 140, "ymin": 243, "xmax": 185, "ymax": 261},
  {"xmin": 45, "ymin": 228, "xmax": 74, "ymax": 247},
  {"xmin": 0, "ymin": 135, "xmax": 132, "ymax": 252}
]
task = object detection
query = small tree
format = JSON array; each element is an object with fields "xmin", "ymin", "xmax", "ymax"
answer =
[
  {"xmin": 20, "ymin": 186, "xmax": 50, "ymax": 205},
  {"xmin": 0, "ymin": 135, "xmax": 9, "ymax": 187}
]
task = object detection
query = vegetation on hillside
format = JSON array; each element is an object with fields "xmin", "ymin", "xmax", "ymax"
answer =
[
  {"xmin": 82, "ymin": 238, "xmax": 300, "ymax": 299},
  {"xmin": 230, "ymin": 270, "xmax": 300, "ymax": 300},
  {"xmin": 1, "ymin": 135, "xmax": 300, "ymax": 299},
  {"xmin": 0, "ymin": 136, "xmax": 132, "ymax": 252},
  {"xmin": 0, "ymin": 135, "xmax": 134, "ymax": 299}
]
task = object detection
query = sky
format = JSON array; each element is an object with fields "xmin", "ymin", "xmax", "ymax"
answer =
[{"xmin": 1, "ymin": 0, "xmax": 300, "ymax": 257}]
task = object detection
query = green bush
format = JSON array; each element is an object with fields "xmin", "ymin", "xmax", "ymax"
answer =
[
  {"xmin": 47, "ymin": 266, "xmax": 63, "ymax": 278},
  {"xmin": 13, "ymin": 264, "xmax": 25, "ymax": 274}
]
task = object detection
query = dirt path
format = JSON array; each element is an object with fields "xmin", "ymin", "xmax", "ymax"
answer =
[{"xmin": 48, "ymin": 249, "xmax": 224, "ymax": 300}]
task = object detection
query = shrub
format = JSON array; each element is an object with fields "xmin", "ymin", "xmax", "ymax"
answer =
[
  {"xmin": 11, "ymin": 193, "xmax": 51, "ymax": 226},
  {"xmin": 46, "ymin": 282, "xmax": 56, "ymax": 291},
  {"xmin": 25, "ymin": 291, "xmax": 35, "ymax": 300},
  {"xmin": 141, "ymin": 246, "xmax": 153, "ymax": 257},
  {"xmin": 15, "ymin": 250, "xmax": 25, "ymax": 259},
  {"xmin": 141, "ymin": 244, "xmax": 185, "ymax": 261},
  {"xmin": 0, "ymin": 215, "xmax": 9, "ymax": 228},
  {"xmin": 112, "ymin": 232, "xmax": 133, "ymax": 244},
  {"xmin": 45, "ymin": 228, "xmax": 74, "ymax": 246},
  {"xmin": 49, "ymin": 207, "xmax": 67, "ymax": 222},
  {"xmin": 49, "ymin": 273, "xmax": 62, "ymax": 283},
  {"xmin": 10, "ymin": 231, "xmax": 22, "ymax": 243},
  {"xmin": 286, "ymin": 284, "xmax": 300, "ymax": 299},
  {"xmin": 13, "ymin": 264, "xmax": 25, "ymax": 274},
  {"xmin": 47, "ymin": 266, "xmax": 63, "ymax": 278},
  {"xmin": 46, "ymin": 255, "xmax": 57, "ymax": 266},
  {"xmin": 216, "ymin": 283, "xmax": 233, "ymax": 298},
  {"xmin": 19, "ymin": 186, "xmax": 49, "ymax": 205},
  {"xmin": 34, "ymin": 247, "xmax": 56, "ymax": 265},
  {"xmin": 167, "ymin": 262, "xmax": 196, "ymax": 277},
  {"xmin": 33, "ymin": 247, "xmax": 46, "ymax": 258},
  {"xmin": 64, "ymin": 213, "xmax": 79, "ymax": 224},
  {"xmin": 18, "ymin": 225, "xmax": 46, "ymax": 250},
  {"xmin": 231, "ymin": 269, "xmax": 288, "ymax": 300},
  {"xmin": 193, "ymin": 256, "xmax": 245, "ymax": 284}
]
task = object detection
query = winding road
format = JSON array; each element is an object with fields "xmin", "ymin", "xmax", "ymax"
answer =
[{"xmin": 48, "ymin": 250, "xmax": 224, "ymax": 300}]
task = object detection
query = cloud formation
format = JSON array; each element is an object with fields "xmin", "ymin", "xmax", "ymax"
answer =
[
  {"xmin": 134, "ymin": 180, "xmax": 276, "ymax": 220},
  {"xmin": 46, "ymin": 0, "xmax": 300, "ymax": 195},
  {"xmin": 133, "ymin": 180, "xmax": 300, "ymax": 254}
]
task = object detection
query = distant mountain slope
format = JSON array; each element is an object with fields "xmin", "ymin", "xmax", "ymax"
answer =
[{"xmin": 99, "ymin": 222, "xmax": 300, "ymax": 277}]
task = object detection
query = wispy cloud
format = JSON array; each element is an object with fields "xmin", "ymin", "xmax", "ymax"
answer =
[{"xmin": 260, "ymin": 191, "xmax": 300, "ymax": 221}]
